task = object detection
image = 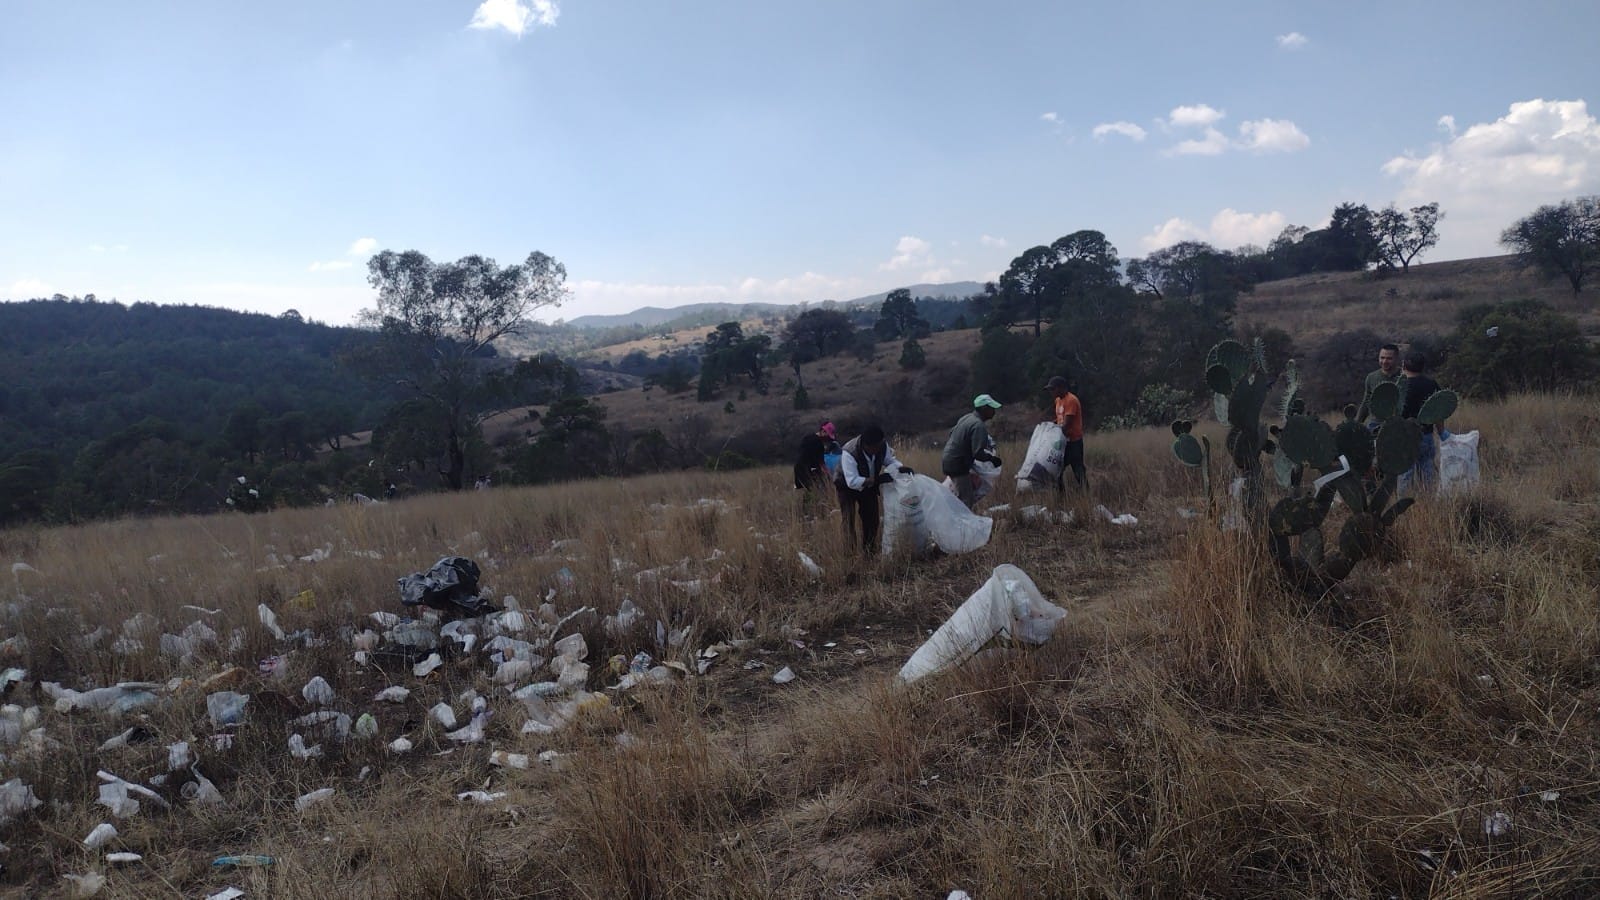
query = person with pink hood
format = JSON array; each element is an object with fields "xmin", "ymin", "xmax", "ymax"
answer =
[{"xmin": 793, "ymin": 420, "xmax": 840, "ymax": 496}]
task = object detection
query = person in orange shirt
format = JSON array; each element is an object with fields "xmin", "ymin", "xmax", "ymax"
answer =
[{"xmin": 1046, "ymin": 376, "xmax": 1087, "ymax": 490}]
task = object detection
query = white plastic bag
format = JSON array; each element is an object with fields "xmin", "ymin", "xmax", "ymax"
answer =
[
  {"xmin": 1438, "ymin": 430, "xmax": 1481, "ymax": 494},
  {"xmin": 945, "ymin": 460, "xmax": 1002, "ymax": 504},
  {"xmin": 880, "ymin": 475, "xmax": 930, "ymax": 555},
  {"xmin": 883, "ymin": 474, "xmax": 993, "ymax": 555},
  {"xmin": 897, "ymin": 564, "xmax": 1066, "ymax": 683},
  {"xmin": 1015, "ymin": 423, "xmax": 1065, "ymax": 491}
]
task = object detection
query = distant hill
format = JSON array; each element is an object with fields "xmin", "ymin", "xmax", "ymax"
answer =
[{"xmin": 560, "ymin": 281, "xmax": 987, "ymax": 330}]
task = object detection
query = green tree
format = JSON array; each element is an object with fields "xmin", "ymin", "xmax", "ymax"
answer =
[
  {"xmin": 1499, "ymin": 196, "xmax": 1600, "ymax": 294},
  {"xmin": 969, "ymin": 327, "xmax": 1032, "ymax": 403},
  {"xmin": 1374, "ymin": 202, "xmax": 1443, "ymax": 273},
  {"xmin": 899, "ymin": 338, "xmax": 927, "ymax": 370},
  {"xmin": 359, "ymin": 248, "xmax": 568, "ymax": 489},
  {"xmin": 874, "ymin": 288, "xmax": 930, "ymax": 341},
  {"xmin": 222, "ymin": 402, "xmax": 267, "ymax": 462}
]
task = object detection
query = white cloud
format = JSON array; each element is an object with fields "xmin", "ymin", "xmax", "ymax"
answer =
[
  {"xmin": 347, "ymin": 237, "xmax": 379, "ymax": 256},
  {"xmin": 919, "ymin": 267, "xmax": 954, "ymax": 283},
  {"xmin": 1437, "ymin": 115, "xmax": 1457, "ymax": 137},
  {"xmin": 1040, "ymin": 112, "xmax": 1060, "ymax": 124},
  {"xmin": 308, "ymin": 260, "xmax": 354, "ymax": 272},
  {"xmin": 1092, "ymin": 121, "xmax": 1148, "ymax": 142},
  {"xmin": 1171, "ymin": 127, "xmax": 1230, "ymax": 156},
  {"xmin": 1168, "ymin": 104, "xmax": 1225, "ymax": 128},
  {"xmin": 468, "ymin": 0, "xmax": 559, "ymax": 37},
  {"xmin": 979, "ymin": 234, "xmax": 1008, "ymax": 249},
  {"xmin": 6, "ymin": 277, "xmax": 54, "ymax": 299},
  {"xmin": 1140, "ymin": 208, "xmax": 1288, "ymax": 252},
  {"xmin": 1382, "ymin": 98, "xmax": 1600, "ymax": 256},
  {"xmin": 1237, "ymin": 118, "xmax": 1311, "ymax": 153},
  {"xmin": 882, "ymin": 235, "xmax": 933, "ymax": 271},
  {"xmin": 1276, "ymin": 32, "xmax": 1308, "ymax": 49}
]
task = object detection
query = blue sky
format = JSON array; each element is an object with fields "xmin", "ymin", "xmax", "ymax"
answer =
[{"xmin": 2, "ymin": 1, "xmax": 1597, "ymax": 322}]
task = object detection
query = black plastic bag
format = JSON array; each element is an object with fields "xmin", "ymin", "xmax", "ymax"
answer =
[{"xmin": 397, "ymin": 557, "xmax": 494, "ymax": 616}]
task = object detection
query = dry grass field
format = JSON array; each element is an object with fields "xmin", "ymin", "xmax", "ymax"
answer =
[
  {"xmin": 1238, "ymin": 254, "xmax": 1598, "ymax": 344},
  {"xmin": 3, "ymin": 392, "xmax": 1598, "ymax": 897}
]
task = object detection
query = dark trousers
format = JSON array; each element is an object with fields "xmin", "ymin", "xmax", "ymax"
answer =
[
  {"xmin": 836, "ymin": 485, "xmax": 881, "ymax": 553},
  {"xmin": 1055, "ymin": 439, "xmax": 1087, "ymax": 491}
]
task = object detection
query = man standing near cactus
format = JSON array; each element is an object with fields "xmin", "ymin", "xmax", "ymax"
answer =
[{"xmin": 1355, "ymin": 344, "xmax": 1402, "ymax": 427}]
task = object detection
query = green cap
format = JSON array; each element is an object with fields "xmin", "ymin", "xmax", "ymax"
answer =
[{"xmin": 973, "ymin": 394, "xmax": 1002, "ymax": 410}]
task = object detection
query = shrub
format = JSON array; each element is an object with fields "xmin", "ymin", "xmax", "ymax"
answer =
[
  {"xmin": 1101, "ymin": 383, "xmax": 1192, "ymax": 430},
  {"xmin": 1442, "ymin": 299, "xmax": 1596, "ymax": 397},
  {"xmin": 898, "ymin": 338, "xmax": 927, "ymax": 370}
]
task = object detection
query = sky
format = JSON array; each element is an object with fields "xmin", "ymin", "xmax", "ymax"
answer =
[{"xmin": 2, "ymin": 0, "xmax": 1598, "ymax": 324}]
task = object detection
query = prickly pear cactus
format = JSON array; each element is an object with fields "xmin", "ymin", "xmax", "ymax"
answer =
[{"xmin": 1173, "ymin": 337, "xmax": 1460, "ymax": 595}]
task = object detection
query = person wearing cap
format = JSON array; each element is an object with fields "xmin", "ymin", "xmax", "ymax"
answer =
[
  {"xmin": 941, "ymin": 395, "xmax": 1004, "ymax": 509},
  {"xmin": 834, "ymin": 425, "xmax": 909, "ymax": 553},
  {"xmin": 1046, "ymin": 376, "xmax": 1087, "ymax": 490},
  {"xmin": 793, "ymin": 420, "xmax": 840, "ymax": 497}
]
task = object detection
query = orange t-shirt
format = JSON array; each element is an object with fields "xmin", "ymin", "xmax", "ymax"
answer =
[{"xmin": 1054, "ymin": 393, "xmax": 1083, "ymax": 441}]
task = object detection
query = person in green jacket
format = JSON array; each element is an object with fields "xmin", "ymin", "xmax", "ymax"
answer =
[
  {"xmin": 1355, "ymin": 343, "xmax": 1402, "ymax": 427},
  {"xmin": 941, "ymin": 394, "xmax": 1003, "ymax": 509}
]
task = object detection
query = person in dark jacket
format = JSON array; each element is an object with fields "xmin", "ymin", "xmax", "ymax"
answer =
[
  {"xmin": 793, "ymin": 421, "xmax": 838, "ymax": 493},
  {"xmin": 834, "ymin": 425, "xmax": 909, "ymax": 553}
]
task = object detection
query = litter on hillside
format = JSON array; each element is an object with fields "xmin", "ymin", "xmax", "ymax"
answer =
[
  {"xmin": 898, "ymin": 565, "xmax": 1067, "ymax": 684},
  {"xmin": 1439, "ymin": 430, "xmax": 1481, "ymax": 494},
  {"xmin": 397, "ymin": 556, "xmax": 495, "ymax": 617}
]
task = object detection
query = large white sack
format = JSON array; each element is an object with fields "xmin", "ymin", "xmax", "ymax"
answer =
[
  {"xmin": 1015, "ymin": 423, "xmax": 1065, "ymax": 490},
  {"xmin": 883, "ymin": 473, "xmax": 993, "ymax": 555},
  {"xmin": 1438, "ymin": 430, "xmax": 1481, "ymax": 494},
  {"xmin": 898, "ymin": 564, "xmax": 1065, "ymax": 683},
  {"xmin": 880, "ymin": 475, "xmax": 931, "ymax": 555}
]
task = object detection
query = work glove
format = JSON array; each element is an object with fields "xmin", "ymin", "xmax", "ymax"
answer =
[
  {"xmin": 897, "ymin": 466, "xmax": 914, "ymax": 475},
  {"xmin": 988, "ymin": 456, "xmax": 1003, "ymax": 468},
  {"xmin": 875, "ymin": 473, "xmax": 895, "ymax": 486}
]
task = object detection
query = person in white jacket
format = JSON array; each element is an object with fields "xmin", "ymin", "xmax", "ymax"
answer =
[{"xmin": 832, "ymin": 425, "xmax": 910, "ymax": 554}]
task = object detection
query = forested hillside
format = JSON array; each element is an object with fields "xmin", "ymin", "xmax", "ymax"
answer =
[{"xmin": 0, "ymin": 298, "xmax": 395, "ymax": 522}]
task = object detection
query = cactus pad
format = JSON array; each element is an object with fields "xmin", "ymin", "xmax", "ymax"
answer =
[
  {"xmin": 1172, "ymin": 433, "xmax": 1205, "ymax": 467},
  {"xmin": 1417, "ymin": 389, "xmax": 1458, "ymax": 426},
  {"xmin": 1206, "ymin": 339, "xmax": 1251, "ymax": 387},
  {"xmin": 1368, "ymin": 380, "xmax": 1400, "ymax": 420},
  {"xmin": 1375, "ymin": 418, "xmax": 1423, "ymax": 476},
  {"xmin": 1279, "ymin": 415, "xmax": 1338, "ymax": 469},
  {"xmin": 1334, "ymin": 420, "xmax": 1375, "ymax": 473}
]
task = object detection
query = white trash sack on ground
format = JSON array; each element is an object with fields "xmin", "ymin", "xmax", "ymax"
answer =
[
  {"xmin": 898, "ymin": 564, "xmax": 1066, "ymax": 684},
  {"xmin": 1015, "ymin": 423, "xmax": 1065, "ymax": 492},
  {"xmin": 1439, "ymin": 430, "xmax": 1481, "ymax": 494},
  {"xmin": 881, "ymin": 473, "xmax": 994, "ymax": 555}
]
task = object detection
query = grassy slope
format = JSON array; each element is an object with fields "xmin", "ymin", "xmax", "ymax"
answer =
[{"xmin": 1, "ymin": 394, "xmax": 1597, "ymax": 896}]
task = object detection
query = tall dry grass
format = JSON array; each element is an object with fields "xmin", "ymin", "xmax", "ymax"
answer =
[{"xmin": 1, "ymin": 393, "xmax": 1597, "ymax": 897}]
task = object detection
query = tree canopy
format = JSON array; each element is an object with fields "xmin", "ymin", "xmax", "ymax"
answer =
[{"xmin": 1499, "ymin": 196, "xmax": 1600, "ymax": 294}]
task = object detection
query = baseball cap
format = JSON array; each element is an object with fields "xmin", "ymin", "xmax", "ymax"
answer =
[
  {"xmin": 819, "ymin": 421, "xmax": 837, "ymax": 439},
  {"xmin": 1045, "ymin": 376, "xmax": 1067, "ymax": 390},
  {"xmin": 973, "ymin": 394, "xmax": 1002, "ymax": 410}
]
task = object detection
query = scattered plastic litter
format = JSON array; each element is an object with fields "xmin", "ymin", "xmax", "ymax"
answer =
[
  {"xmin": 207, "ymin": 691, "xmax": 249, "ymax": 728},
  {"xmin": 430, "ymin": 702, "xmax": 457, "ymax": 730},
  {"xmin": 295, "ymin": 787, "xmax": 335, "ymax": 811},
  {"xmin": 1539, "ymin": 790, "xmax": 1560, "ymax": 802},
  {"xmin": 457, "ymin": 790, "xmax": 506, "ymax": 804},
  {"xmin": 166, "ymin": 741, "xmax": 194, "ymax": 771},
  {"xmin": 258, "ymin": 604, "xmax": 284, "ymax": 640},
  {"xmin": 354, "ymin": 713, "xmax": 379, "ymax": 739},
  {"xmin": 374, "ymin": 686, "xmax": 410, "ymax": 703},
  {"xmin": 288, "ymin": 734, "xmax": 323, "ymax": 761},
  {"xmin": 43, "ymin": 681, "xmax": 160, "ymax": 715},
  {"xmin": 772, "ymin": 666, "xmax": 796, "ymax": 685},
  {"xmin": 398, "ymin": 557, "xmax": 495, "ymax": 616},
  {"xmin": 83, "ymin": 823, "xmax": 118, "ymax": 849},
  {"xmin": 413, "ymin": 653, "xmax": 443, "ymax": 678},
  {"xmin": 1483, "ymin": 811, "xmax": 1513, "ymax": 837},
  {"xmin": 388, "ymin": 737, "xmax": 414, "ymax": 754},
  {"xmin": 490, "ymin": 750, "xmax": 531, "ymax": 769},
  {"xmin": 212, "ymin": 855, "xmax": 274, "ymax": 868},
  {"xmin": 106, "ymin": 852, "xmax": 141, "ymax": 865},
  {"xmin": 301, "ymin": 676, "xmax": 335, "ymax": 706},
  {"xmin": 898, "ymin": 564, "xmax": 1067, "ymax": 684},
  {"xmin": 62, "ymin": 872, "xmax": 106, "ymax": 897},
  {"xmin": 206, "ymin": 889, "xmax": 247, "ymax": 900},
  {"xmin": 184, "ymin": 768, "xmax": 224, "ymax": 805},
  {"xmin": 797, "ymin": 552, "xmax": 824, "ymax": 578},
  {"xmin": 1094, "ymin": 504, "xmax": 1138, "ymax": 527}
]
